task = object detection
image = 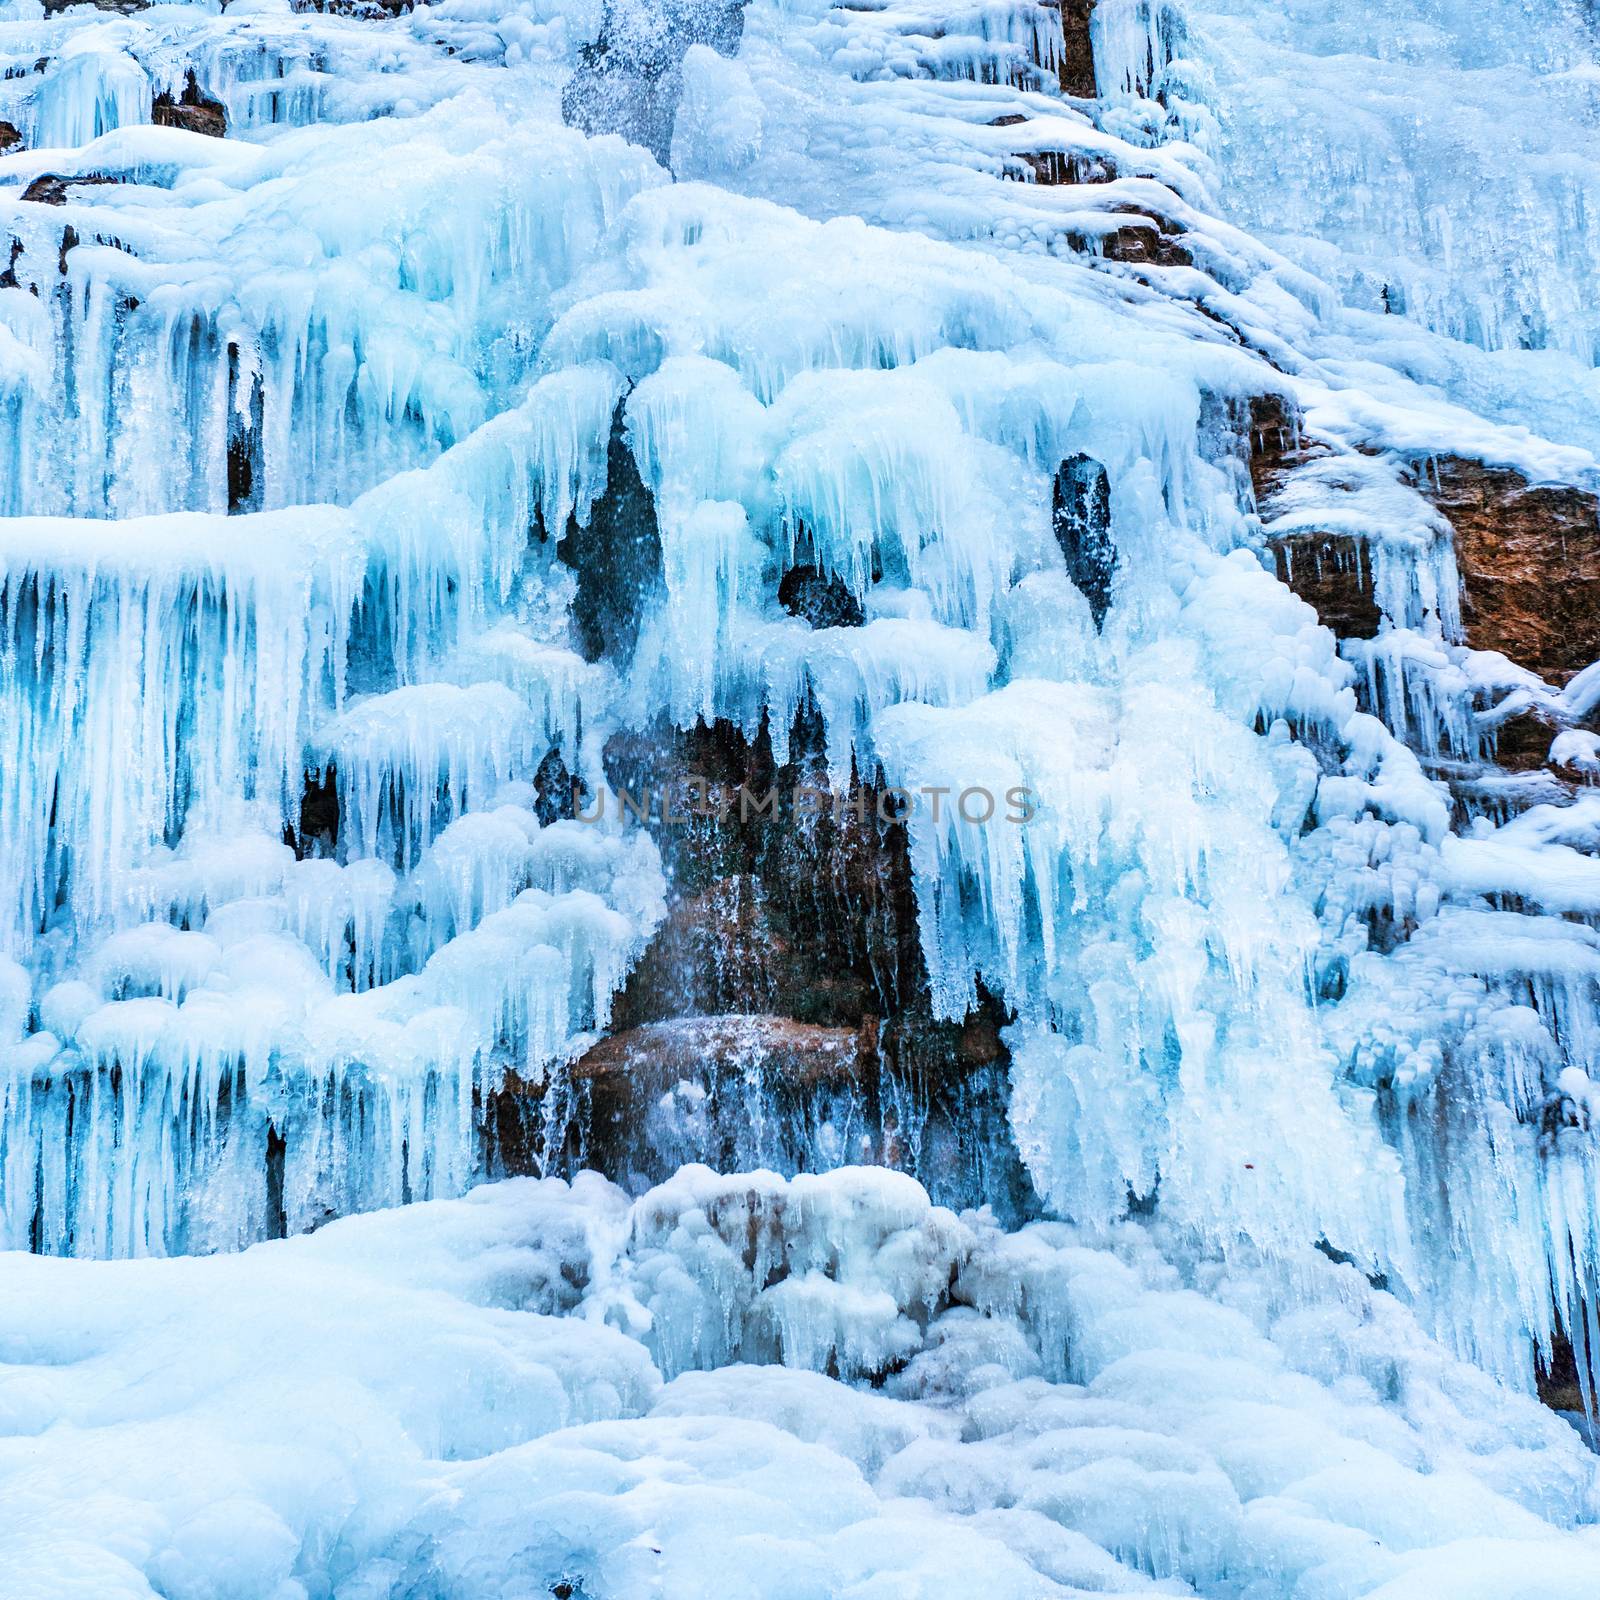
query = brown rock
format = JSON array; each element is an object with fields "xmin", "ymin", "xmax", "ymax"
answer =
[
  {"xmin": 1486, "ymin": 711, "xmax": 1566, "ymax": 773},
  {"xmin": 487, "ymin": 710, "xmax": 1032, "ymax": 1216},
  {"xmin": 0, "ymin": 122, "xmax": 22, "ymax": 155},
  {"xmin": 988, "ymin": 115, "xmax": 1113, "ymax": 187},
  {"xmin": 19, "ymin": 172, "xmax": 123, "ymax": 206},
  {"xmin": 1418, "ymin": 456, "xmax": 1600, "ymax": 683},
  {"xmin": 1247, "ymin": 392, "xmax": 1325, "ymax": 504},
  {"xmin": 1245, "ymin": 396, "xmax": 1381, "ymax": 637},
  {"xmin": 1057, "ymin": 0, "xmax": 1098, "ymax": 98},
  {"xmin": 604, "ymin": 711, "xmax": 925, "ymax": 1032},
  {"xmin": 153, "ymin": 75, "xmax": 227, "ymax": 139},
  {"xmin": 572, "ymin": 1015, "xmax": 870, "ymax": 1092},
  {"xmin": 1099, "ymin": 215, "xmax": 1191, "ymax": 268},
  {"xmin": 1270, "ymin": 533, "xmax": 1383, "ymax": 640}
]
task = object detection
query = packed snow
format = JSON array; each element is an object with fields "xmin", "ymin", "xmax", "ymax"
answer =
[{"xmin": 6, "ymin": 1169, "xmax": 1600, "ymax": 1600}]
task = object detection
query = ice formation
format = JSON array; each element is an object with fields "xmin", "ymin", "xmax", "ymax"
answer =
[{"xmin": 3, "ymin": 0, "xmax": 1600, "ymax": 1590}]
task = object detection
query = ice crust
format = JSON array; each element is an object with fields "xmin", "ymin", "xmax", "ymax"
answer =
[
  {"xmin": 5, "ymin": 1169, "xmax": 1600, "ymax": 1600},
  {"xmin": 2, "ymin": 0, "xmax": 1600, "ymax": 1585}
]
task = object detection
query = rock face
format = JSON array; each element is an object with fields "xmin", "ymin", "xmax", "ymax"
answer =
[
  {"xmin": 1052, "ymin": 452, "xmax": 1117, "ymax": 628},
  {"xmin": 989, "ymin": 114, "xmax": 1112, "ymax": 186},
  {"xmin": 555, "ymin": 402, "xmax": 663, "ymax": 662},
  {"xmin": 1419, "ymin": 456, "xmax": 1600, "ymax": 683},
  {"xmin": 1253, "ymin": 396, "xmax": 1600, "ymax": 781},
  {"xmin": 1057, "ymin": 0, "xmax": 1098, "ymax": 98},
  {"xmin": 567, "ymin": 1015, "xmax": 871, "ymax": 1183},
  {"xmin": 153, "ymin": 74, "xmax": 227, "ymax": 139},
  {"xmin": 1099, "ymin": 216, "xmax": 1193, "ymax": 268},
  {"xmin": 777, "ymin": 565, "xmax": 864, "ymax": 630},
  {"xmin": 0, "ymin": 122, "xmax": 21, "ymax": 155},
  {"xmin": 1250, "ymin": 396, "xmax": 1384, "ymax": 638},
  {"xmin": 1269, "ymin": 535, "xmax": 1383, "ymax": 640},
  {"xmin": 495, "ymin": 706, "xmax": 1028, "ymax": 1216},
  {"xmin": 20, "ymin": 172, "xmax": 123, "ymax": 206},
  {"xmin": 1247, "ymin": 393, "xmax": 1321, "ymax": 505}
]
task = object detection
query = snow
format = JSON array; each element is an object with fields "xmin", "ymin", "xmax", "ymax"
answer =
[{"xmin": 5, "ymin": 1170, "xmax": 1600, "ymax": 1599}]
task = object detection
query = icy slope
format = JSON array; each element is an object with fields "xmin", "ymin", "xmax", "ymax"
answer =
[
  {"xmin": 1, "ymin": 0, "xmax": 1600, "ymax": 1585},
  {"xmin": 5, "ymin": 1170, "xmax": 1600, "ymax": 1600}
]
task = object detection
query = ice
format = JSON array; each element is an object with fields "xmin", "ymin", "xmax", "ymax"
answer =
[
  {"xmin": 5, "ymin": 0, "xmax": 1600, "ymax": 1587},
  {"xmin": 4, "ymin": 1170, "xmax": 1600, "ymax": 1598}
]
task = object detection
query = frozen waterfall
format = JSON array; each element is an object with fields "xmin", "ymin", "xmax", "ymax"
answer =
[{"xmin": 3, "ymin": 0, "xmax": 1600, "ymax": 1593}]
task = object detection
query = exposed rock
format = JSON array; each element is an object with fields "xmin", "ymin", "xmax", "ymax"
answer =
[
  {"xmin": 20, "ymin": 172, "xmax": 123, "ymax": 206},
  {"xmin": 1417, "ymin": 455, "xmax": 1600, "ymax": 684},
  {"xmin": 1053, "ymin": 452, "xmax": 1117, "ymax": 627},
  {"xmin": 533, "ymin": 746, "xmax": 578, "ymax": 826},
  {"xmin": 605, "ymin": 710, "xmax": 924, "ymax": 1029},
  {"xmin": 555, "ymin": 400, "xmax": 663, "ymax": 663},
  {"xmin": 1057, "ymin": 0, "xmax": 1098, "ymax": 99},
  {"xmin": 1486, "ymin": 712, "xmax": 1569, "ymax": 774},
  {"xmin": 1099, "ymin": 216, "xmax": 1192, "ymax": 268},
  {"xmin": 0, "ymin": 122, "xmax": 22, "ymax": 155},
  {"xmin": 989, "ymin": 114, "xmax": 1112, "ymax": 186},
  {"xmin": 572, "ymin": 1015, "xmax": 869, "ymax": 1092},
  {"xmin": 153, "ymin": 74, "xmax": 228, "ymax": 140},
  {"xmin": 1243, "ymin": 395, "xmax": 1383, "ymax": 637},
  {"xmin": 1270, "ymin": 534, "xmax": 1382, "ymax": 640},
  {"xmin": 226, "ymin": 343, "xmax": 263, "ymax": 513},
  {"xmin": 303, "ymin": 0, "xmax": 413, "ymax": 13},
  {"xmin": 492, "ymin": 708, "xmax": 1033, "ymax": 1217},
  {"xmin": 1246, "ymin": 392, "xmax": 1323, "ymax": 504},
  {"xmin": 42, "ymin": 0, "xmax": 147, "ymax": 12},
  {"xmin": 289, "ymin": 766, "xmax": 340, "ymax": 859},
  {"xmin": 777, "ymin": 564, "xmax": 864, "ymax": 630},
  {"xmin": 523, "ymin": 1011, "xmax": 1025, "ymax": 1211},
  {"xmin": 1537, "ymin": 1331, "xmax": 1588, "ymax": 1416}
]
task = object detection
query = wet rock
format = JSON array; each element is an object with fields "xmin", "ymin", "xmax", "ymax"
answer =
[
  {"xmin": 1099, "ymin": 215, "xmax": 1192, "ymax": 268},
  {"xmin": 1418, "ymin": 455, "xmax": 1600, "ymax": 684},
  {"xmin": 0, "ymin": 122, "xmax": 22, "ymax": 155},
  {"xmin": 299, "ymin": 0, "xmax": 412, "ymax": 14},
  {"xmin": 1246, "ymin": 392, "xmax": 1323, "ymax": 504},
  {"xmin": 1270, "ymin": 533, "xmax": 1383, "ymax": 639},
  {"xmin": 1537, "ymin": 1331, "xmax": 1588, "ymax": 1416},
  {"xmin": 491, "ymin": 707, "xmax": 1035, "ymax": 1219},
  {"xmin": 1486, "ymin": 712, "xmax": 1570, "ymax": 774},
  {"xmin": 617, "ymin": 874, "xmax": 806, "ymax": 1022},
  {"xmin": 1057, "ymin": 0, "xmax": 1098, "ymax": 99},
  {"xmin": 533, "ymin": 747, "xmax": 578, "ymax": 826},
  {"xmin": 290, "ymin": 766, "xmax": 340, "ymax": 859},
  {"xmin": 555, "ymin": 400, "xmax": 663, "ymax": 664},
  {"xmin": 42, "ymin": 0, "xmax": 147, "ymax": 12},
  {"xmin": 20, "ymin": 172, "xmax": 123, "ymax": 206},
  {"xmin": 153, "ymin": 74, "xmax": 227, "ymax": 140},
  {"xmin": 1244, "ymin": 396, "xmax": 1382, "ymax": 636},
  {"xmin": 604, "ymin": 708, "xmax": 924, "ymax": 1028},
  {"xmin": 1052, "ymin": 452, "xmax": 1117, "ymax": 627},
  {"xmin": 573, "ymin": 1014, "xmax": 869, "ymax": 1093},
  {"xmin": 524, "ymin": 1010, "xmax": 1028, "ymax": 1216},
  {"xmin": 777, "ymin": 564, "xmax": 864, "ymax": 630},
  {"xmin": 226, "ymin": 343, "xmax": 263, "ymax": 514},
  {"xmin": 989, "ymin": 114, "xmax": 1112, "ymax": 186}
]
